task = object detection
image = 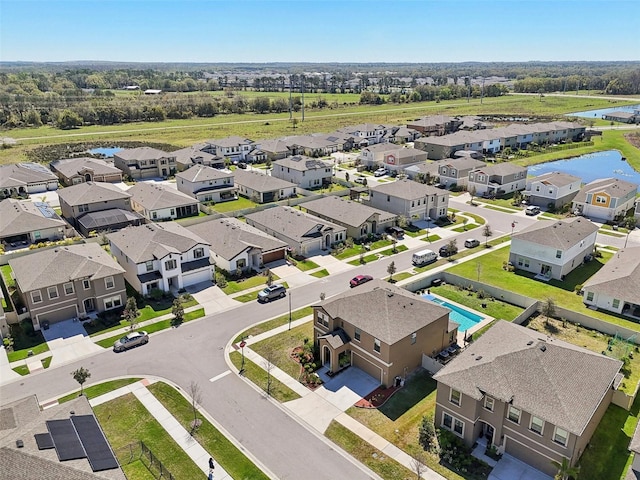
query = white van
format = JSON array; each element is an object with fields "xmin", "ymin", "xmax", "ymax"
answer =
[{"xmin": 412, "ymin": 249, "xmax": 437, "ymax": 266}]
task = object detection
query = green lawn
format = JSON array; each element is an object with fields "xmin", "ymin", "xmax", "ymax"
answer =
[
  {"xmin": 58, "ymin": 378, "xmax": 142, "ymax": 403},
  {"xmin": 210, "ymin": 196, "xmax": 257, "ymax": 213},
  {"xmin": 452, "ymin": 224, "xmax": 480, "ymax": 233},
  {"xmin": 311, "ymin": 268, "xmax": 330, "ymax": 278},
  {"xmin": 229, "ymin": 351, "xmax": 301, "ymax": 403},
  {"xmin": 148, "ymin": 382, "xmax": 271, "ymax": 480},
  {"xmin": 94, "ymin": 393, "xmax": 203, "ymax": 480},
  {"xmin": 221, "ymin": 274, "xmax": 274, "ymax": 294},
  {"xmin": 294, "ymin": 258, "xmax": 321, "ymax": 272},
  {"xmin": 420, "ymin": 234, "xmax": 441, "ymax": 242},
  {"xmin": 233, "ymin": 282, "xmax": 289, "ymax": 303},
  {"xmin": 0, "ymin": 265, "xmax": 15, "ymax": 288},
  {"xmin": 0, "ymin": 265, "xmax": 15, "ymax": 311},
  {"xmin": 429, "ymin": 284, "xmax": 525, "ymax": 321},
  {"xmin": 379, "ymin": 245, "xmax": 409, "ymax": 256},
  {"xmin": 333, "ymin": 238, "xmax": 393, "ymax": 260},
  {"xmin": 233, "ymin": 306, "xmax": 313, "ymax": 343},
  {"xmin": 6, "ymin": 320, "xmax": 50, "ymax": 362},
  {"xmin": 394, "ymin": 272, "xmax": 415, "ymax": 282},
  {"xmin": 12, "ymin": 365, "xmax": 29, "ymax": 376}
]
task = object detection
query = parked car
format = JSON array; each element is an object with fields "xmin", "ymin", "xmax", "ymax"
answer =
[
  {"xmin": 237, "ymin": 162, "xmax": 248, "ymax": 169},
  {"xmin": 374, "ymin": 167, "xmax": 387, "ymax": 177},
  {"xmin": 439, "ymin": 244, "xmax": 458, "ymax": 257},
  {"xmin": 525, "ymin": 205, "xmax": 541, "ymax": 216},
  {"xmin": 257, "ymin": 284, "xmax": 287, "ymax": 302},
  {"xmin": 113, "ymin": 331, "xmax": 149, "ymax": 352},
  {"xmin": 464, "ymin": 238, "xmax": 480, "ymax": 248},
  {"xmin": 354, "ymin": 176, "xmax": 366, "ymax": 184},
  {"xmin": 350, "ymin": 274, "xmax": 373, "ymax": 288},
  {"xmin": 412, "ymin": 249, "xmax": 437, "ymax": 266},
  {"xmin": 385, "ymin": 226, "xmax": 404, "ymax": 238}
]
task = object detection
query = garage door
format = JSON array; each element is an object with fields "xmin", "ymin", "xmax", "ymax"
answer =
[
  {"xmin": 352, "ymin": 352, "xmax": 383, "ymax": 384},
  {"xmin": 504, "ymin": 436, "xmax": 555, "ymax": 476},
  {"xmin": 37, "ymin": 305, "xmax": 78, "ymax": 325},
  {"xmin": 262, "ymin": 249, "xmax": 285, "ymax": 264},
  {"xmin": 182, "ymin": 268, "xmax": 212, "ymax": 287}
]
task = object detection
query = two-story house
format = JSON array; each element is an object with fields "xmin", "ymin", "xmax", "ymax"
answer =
[
  {"xmin": 0, "ymin": 163, "xmax": 59, "ymax": 198},
  {"xmin": 509, "ymin": 217, "xmax": 598, "ymax": 280},
  {"xmin": 58, "ymin": 182, "xmax": 134, "ymax": 228},
  {"xmin": 313, "ymin": 280, "xmax": 458, "ymax": 384},
  {"xmin": 175, "ymin": 165, "xmax": 236, "ymax": 203},
  {"xmin": 271, "ymin": 156, "xmax": 332, "ymax": 189},
  {"xmin": 201, "ymin": 136, "xmax": 255, "ymax": 163},
  {"xmin": 50, "ymin": 157, "xmax": 123, "ymax": 186},
  {"xmin": 9, "ymin": 243, "xmax": 127, "ymax": 328},
  {"xmin": 128, "ymin": 182, "xmax": 199, "ymax": 221},
  {"xmin": 172, "ymin": 146, "xmax": 225, "ymax": 171},
  {"xmin": 571, "ymin": 177, "xmax": 638, "ymax": 222},
  {"xmin": 233, "ymin": 169, "xmax": 297, "ymax": 203},
  {"xmin": 113, "ymin": 147, "xmax": 177, "ymax": 179},
  {"xmin": 366, "ymin": 180, "xmax": 449, "ymax": 221},
  {"xmin": 0, "ymin": 199, "xmax": 67, "ymax": 247},
  {"xmin": 336, "ymin": 124, "xmax": 389, "ymax": 147},
  {"xmin": 436, "ymin": 157, "xmax": 486, "ymax": 189},
  {"xmin": 467, "ymin": 163, "xmax": 528, "ymax": 197},
  {"xmin": 406, "ymin": 115, "xmax": 462, "ymax": 137},
  {"xmin": 522, "ymin": 171, "xmax": 582, "ymax": 209},
  {"xmin": 433, "ymin": 320, "xmax": 622, "ymax": 477},
  {"xmin": 359, "ymin": 145, "xmax": 428, "ymax": 172},
  {"xmin": 108, "ymin": 222, "xmax": 213, "ymax": 294}
]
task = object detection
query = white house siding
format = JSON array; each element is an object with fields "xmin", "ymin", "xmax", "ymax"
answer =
[{"xmin": 583, "ymin": 291, "xmax": 624, "ymax": 314}]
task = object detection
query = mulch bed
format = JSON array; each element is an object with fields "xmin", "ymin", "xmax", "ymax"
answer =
[{"xmin": 354, "ymin": 384, "xmax": 402, "ymax": 409}]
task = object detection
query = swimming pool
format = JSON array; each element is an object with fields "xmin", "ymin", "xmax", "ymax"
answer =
[{"xmin": 422, "ymin": 294, "xmax": 484, "ymax": 332}]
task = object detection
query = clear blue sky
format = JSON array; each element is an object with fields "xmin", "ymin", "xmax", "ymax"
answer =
[{"xmin": 1, "ymin": 0, "xmax": 639, "ymax": 63}]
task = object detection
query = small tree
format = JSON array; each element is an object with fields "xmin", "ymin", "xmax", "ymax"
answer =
[
  {"xmin": 214, "ymin": 271, "xmax": 228, "ymax": 288},
  {"xmin": 482, "ymin": 224, "xmax": 493, "ymax": 247},
  {"xmin": 122, "ymin": 296, "xmax": 140, "ymax": 331},
  {"xmin": 265, "ymin": 268, "xmax": 274, "ymax": 286},
  {"xmin": 550, "ymin": 457, "xmax": 580, "ymax": 480},
  {"xmin": 397, "ymin": 215, "xmax": 409, "ymax": 228},
  {"xmin": 172, "ymin": 297, "xmax": 185, "ymax": 326},
  {"xmin": 71, "ymin": 367, "xmax": 91, "ymax": 396},
  {"xmin": 469, "ymin": 186, "xmax": 477, "ymax": 205},
  {"xmin": 263, "ymin": 347, "xmax": 276, "ymax": 397},
  {"xmin": 362, "ymin": 177, "xmax": 368, "ymax": 187},
  {"xmin": 411, "ymin": 451, "xmax": 428, "ymax": 480},
  {"xmin": 188, "ymin": 381, "xmax": 202, "ymax": 435},
  {"xmin": 446, "ymin": 239, "xmax": 458, "ymax": 258},
  {"xmin": 462, "ymin": 217, "xmax": 469, "ymax": 231},
  {"xmin": 542, "ymin": 297, "xmax": 556, "ymax": 326},
  {"xmin": 387, "ymin": 261, "xmax": 397, "ymax": 282},
  {"xmin": 391, "ymin": 236, "xmax": 398, "ymax": 253},
  {"xmin": 345, "ymin": 172, "xmax": 350, "ymax": 183},
  {"xmin": 418, "ymin": 414, "xmax": 438, "ymax": 453}
]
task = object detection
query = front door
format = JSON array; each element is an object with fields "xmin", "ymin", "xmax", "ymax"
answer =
[{"xmin": 84, "ymin": 298, "xmax": 96, "ymax": 312}]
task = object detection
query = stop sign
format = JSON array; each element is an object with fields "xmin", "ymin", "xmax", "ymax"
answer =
[{"xmin": 239, "ymin": 341, "xmax": 246, "ymax": 348}]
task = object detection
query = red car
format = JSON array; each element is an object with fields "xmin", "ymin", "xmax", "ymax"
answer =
[{"xmin": 350, "ymin": 275, "xmax": 373, "ymax": 288}]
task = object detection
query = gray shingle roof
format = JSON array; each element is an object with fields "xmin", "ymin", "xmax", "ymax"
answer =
[
  {"xmin": 0, "ymin": 199, "xmax": 66, "ymax": 237},
  {"xmin": 171, "ymin": 147, "xmax": 218, "ymax": 167},
  {"xmin": 303, "ymin": 196, "xmax": 396, "ymax": 228},
  {"xmin": 531, "ymin": 171, "xmax": 582, "ymax": 188},
  {"xmin": 187, "ymin": 218, "xmax": 287, "ymax": 261},
  {"xmin": 472, "ymin": 162, "xmax": 527, "ymax": 177},
  {"xmin": 206, "ymin": 136, "xmax": 253, "ymax": 148},
  {"xmin": 9, "ymin": 243, "xmax": 125, "ymax": 292},
  {"xmin": 0, "ymin": 163, "xmax": 58, "ymax": 189},
  {"xmin": 245, "ymin": 206, "xmax": 344, "ymax": 242},
  {"xmin": 114, "ymin": 146, "xmax": 171, "ymax": 161},
  {"xmin": 583, "ymin": 247, "xmax": 640, "ymax": 304},
  {"xmin": 316, "ymin": 280, "xmax": 453, "ymax": 345},
  {"xmin": 50, "ymin": 157, "xmax": 121, "ymax": 178},
  {"xmin": 273, "ymin": 155, "xmax": 331, "ymax": 172},
  {"xmin": 57, "ymin": 182, "xmax": 130, "ymax": 206},
  {"xmin": 128, "ymin": 182, "xmax": 197, "ymax": 210},
  {"xmin": 175, "ymin": 164, "xmax": 233, "ymax": 183},
  {"xmin": 439, "ymin": 157, "xmax": 486, "ymax": 171},
  {"xmin": 107, "ymin": 222, "xmax": 209, "ymax": 263},
  {"xmin": 433, "ymin": 321, "xmax": 622, "ymax": 436},
  {"xmin": 573, "ymin": 178, "xmax": 638, "ymax": 203},
  {"xmin": 370, "ymin": 179, "xmax": 441, "ymax": 200},
  {"xmin": 511, "ymin": 217, "xmax": 598, "ymax": 250},
  {"xmin": 233, "ymin": 170, "xmax": 297, "ymax": 192}
]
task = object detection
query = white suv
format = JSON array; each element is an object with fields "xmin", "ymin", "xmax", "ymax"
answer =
[
  {"xmin": 374, "ymin": 167, "xmax": 387, "ymax": 177},
  {"xmin": 525, "ymin": 205, "xmax": 541, "ymax": 216}
]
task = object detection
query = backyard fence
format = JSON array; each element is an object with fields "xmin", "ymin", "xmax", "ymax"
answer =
[{"xmin": 115, "ymin": 441, "xmax": 176, "ymax": 480}]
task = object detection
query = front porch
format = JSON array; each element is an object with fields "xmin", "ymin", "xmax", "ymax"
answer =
[{"xmin": 318, "ymin": 328, "xmax": 352, "ymax": 375}]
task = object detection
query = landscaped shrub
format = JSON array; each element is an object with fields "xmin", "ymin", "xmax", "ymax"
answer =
[
  {"xmin": 437, "ymin": 430, "xmax": 491, "ymax": 479},
  {"xmin": 214, "ymin": 272, "xmax": 228, "ymax": 288},
  {"xmin": 418, "ymin": 414, "xmax": 438, "ymax": 453}
]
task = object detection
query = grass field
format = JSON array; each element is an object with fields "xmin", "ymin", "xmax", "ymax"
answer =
[
  {"xmin": 229, "ymin": 351, "xmax": 301, "ymax": 402},
  {"xmin": 233, "ymin": 306, "xmax": 313, "ymax": 343},
  {"xmin": 58, "ymin": 378, "xmax": 142, "ymax": 403}
]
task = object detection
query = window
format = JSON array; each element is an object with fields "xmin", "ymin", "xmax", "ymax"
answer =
[
  {"xmin": 64, "ymin": 282, "xmax": 74, "ymax": 295},
  {"xmin": 165, "ymin": 259, "xmax": 177, "ymax": 270},
  {"xmin": 83, "ymin": 279, "xmax": 91, "ymax": 290},
  {"xmin": 595, "ymin": 195, "xmax": 607, "ymax": 205},
  {"xmin": 78, "ymin": 204, "xmax": 89, "ymax": 213},
  {"xmin": 47, "ymin": 286, "xmax": 59, "ymax": 300},
  {"xmin": 386, "ymin": 195, "xmax": 390, "ymax": 202},
  {"xmin": 450, "ymin": 389, "xmax": 461, "ymax": 406},
  {"xmin": 194, "ymin": 248, "xmax": 205, "ymax": 259},
  {"xmin": 104, "ymin": 295, "xmax": 122, "ymax": 310},
  {"xmin": 374, "ymin": 338, "xmax": 381, "ymax": 353},
  {"xmin": 152, "ymin": 212, "xmax": 158, "ymax": 220},
  {"xmin": 556, "ymin": 250, "xmax": 562, "ymax": 259},
  {"xmin": 484, "ymin": 396, "xmax": 494, "ymax": 411},
  {"xmin": 31, "ymin": 290, "xmax": 42, "ymax": 304},
  {"xmin": 530, "ymin": 416, "xmax": 544, "ymax": 435},
  {"xmin": 354, "ymin": 328, "xmax": 361, "ymax": 341},
  {"xmin": 317, "ymin": 312, "xmax": 329, "ymax": 327},
  {"xmin": 442, "ymin": 413, "xmax": 453, "ymax": 429},
  {"xmin": 612, "ymin": 299, "xmax": 620, "ymax": 309},
  {"xmin": 508, "ymin": 406, "xmax": 521, "ymax": 424},
  {"xmin": 170, "ymin": 209, "xmax": 175, "ymax": 216},
  {"xmin": 553, "ymin": 427, "xmax": 568, "ymax": 446},
  {"xmin": 104, "ymin": 276, "xmax": 115, "ymax": 289},
  {"xmin": 411, "ymin": 332, "xmax": 417, "ymax": 344},
  {"xmin": 586, "ymin": 291, "xmax": 594, "ymax": 302},
  {"xmin": 454, "ymin": 419, "xmax": 464, "ymax": 436},
  {"xmin": 145, "ymin": 260, "xmax": 154, "ymax": 272}
]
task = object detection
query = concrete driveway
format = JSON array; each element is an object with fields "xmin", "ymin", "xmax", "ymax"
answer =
[
  {"xmin": 185, "ymin": 281, "xmax": 240, "ymax": 313},
  {"xmin": 40, "ymin": 319, "xmax": 104, "ymax": 368},
  {"xmin": 489, "ymin": 454, "xmax": 553, "ymax": 480}
]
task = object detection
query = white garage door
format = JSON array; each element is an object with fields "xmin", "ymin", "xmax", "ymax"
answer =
[{"xmin": 182, "ymin": 268, "xmax": 212, "ymax": 287}]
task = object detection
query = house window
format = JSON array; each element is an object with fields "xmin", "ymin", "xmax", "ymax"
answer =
[
  {"xmin": 612, "ymin": 299, "xmax": 620, "ymax": 309},
  {"xmin": 64, "ymin": 282, "xmax": 74, "ymax": 295},
  {"xmin": 386, "ymin": 195, "xmax": 390, "ymax": 202},
  {"xmin": 78, "ymin": 204, "xmax": 89, "ymax": 213},
  {"xmin": 145, "ymin": 260, "xmax": 154, "ymax": 272},
  {"xmin": 484, "ymin": 396, "xmax": 494, "ymax": 411},
  {"xmin": 508, "ymin": 406, "xmax": 521, "ymax": 424},
  {"xmin": 374, "ymin": 338, "xmax": 381, "ymax": 353},
  {"xmin": 152, "ymin": 212, "xmax": 158, "ymax": 219},
  {"xmin": 553, "ymin": 427, "xmax": 568, "ymax": 446},
  {"xmin": 317, "ymin": 312, "xmax": 329, "ymax": 327},
  {"xmin": 454, "ymin": 419, "xmax": 464, "ymax": 436},
  {"xmin": 104, "ymin": 276, "xmax": 115, "ymax": 289},
  {"xmin": 535, "ymin": 185, "xmax": 540, "ymax": 192},
  {"xmin": 31, "ymin": 290, "xmax": 42, "ymax": 304},
  {"xmin": 170, "ymin": 209, "xmax": 175, "ymax": 216},
  {"xmin": 442, "ymin": 413, "xmax": 453, "ymax": 429},
  {"xmin": 530, "ymin": 416, "xmax": 544, "ymax": 435},
  {"xmin": 411, "ymin": 332, "xmax": 417, "ymax": 344},
  {"xmin": 556, "ymin": 250, "xmax": 562, "ymax": 259},
  {"xmin": 104, "ymin": 295, "xmax": 122, "ymax": 310},
  {"xmin": 194, "ymin": 248, "xmax": 205, "ymax": 259},
  {"xmin": 586, "ymin": 291, "xmax": 594, "ymax": 302},
  {"xmin": 47, "ymin": 286, "xmax": 59, "ymax": 300},
  {"xmin": 354, "ymin": 328, "xmax": 361, "ymax": 341},
  {"xmin": 165, "ymin": 259, "xmax": 177, "ymax": 270},
  {"xmin": 83, "ymin": 279, "xmax": 91, "ymax": 290},
  {"xmin": 595, "ymin": 195, "xmax": 607, "ymax": 205},
  {"xmin": 450, "ymin": 389, "xmax": 461, "ymax": 406}
]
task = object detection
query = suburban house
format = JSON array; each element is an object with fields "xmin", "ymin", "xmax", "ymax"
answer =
[
  {"xmin": 172, "ymin": 146, "xmax": 225, "ymax": 171},
  {"xmin": 407, "ymin": 115, "xmax": 463, "ymax": 137},
  {"xmin": 233, "ymin": 170, "xmax": 297, "ymax": 203},
  {"xmin": 509, "ymin": 217, "xmax": 598, "ymax": 281},
  {"xmin": 571, "ymin": 177, "xmax": 638, "ymax": 222},
  {"xmin": 628, "ymin": 417, "xmax": 640, "ymax": 477},
  {"xmin": 383, "ymin": 125, "xmax": 421, "ymax": 144},
  {"xmin": 302, "ymin": 196, "xmax": 397, "ymax": 239},
  {"xmin": 366, "ymin": 180, "xmax": 449, "ymax": 221},
  {"xmin": 635, "ymin": 200, "xmax": 640, "ymax": 226},
  {"xmin": 187, "ymin": 218, "xmax": 288, "ymax": 274},
  {"xmin": 113, "ymin": 147, "xmax": 177, "ymax": 179},
  {"xmin": 176, "ymin": 164, "xmax": 236, "ymax": 203},
  {"xmin": 271, "ymin": 156, "xmax": 333, "ymax": 189},
  {"xmin": 414, "ymin": 130, "xmax": 500, "ymax": 160},
  {"xmin": 403, "ymin": 161, "xmax": 441, "ymax": 181},
  {"xmin": 433, "ymin": 320, "xmax": 622, "ymax": 477},
  {"xmin": 336, "ymin": 124, "xmax": 389, "ymax": 147},
  {"xmin": 522, "ymin": 171, "xmax": 582, "ymax": 209},
  {"xmin": 582, "ymin": 246, "xmax": 640, "ymax": 317},
  {"xmin": 108, "ymin": 222, "xmax": 213, "ymax": 295},
  {"xmin": 50, "ymin": 157, "xmax": 123, "ymax": 186},
  {"xmin": 128, "ymin": 182, "xmax": 199, "ymax": 221},
  {"xmin": 436, "ymin": 157, "xmax": 486, "ymax": 189},
  {"xmin": 58, "ymin": 182, "xmax": 134, "ymax": 228},
  {"xmin": 281, "ymin": 135, "xmax": 342, "ymax": 157},
  {"xmin": 467, "ymin": 163, "xmax": 528, "ymax": 197},
  {"xmin": 255, "ymin": 139, "xmax": 292, "ymax": 161},
  {"xmin": 201, "ymin": 136, "xmax": 255, "ymax": 162},
  {"xmin": 0, "ymin": 199, "xmax": 68, "ymax": 247},
  {"xmin": 245, "ymin": 206, "xmax": 346, "ymax": 256},
  {"xmin": 9, "ymin": 243, "xmax": 127, "ymax": 327},
  {"xmin": 603, "ymin": 111, "xmax": 639, "ymax": 124},
  {"xmin": 0, "ymin": 163, "xmax": 59, "ymax": 198},
  {"xmin": 313, "ymin": 280, "xmax": 458, "ymax": 384},
  {"xmin": 497, "ymin": 124, "xmax": 535, "ymax": 150},
  {"xmin": 359, "ymin": 145, "xmax": 428, "ymax": 172}
]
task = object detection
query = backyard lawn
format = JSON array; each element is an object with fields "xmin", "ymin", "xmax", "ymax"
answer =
[
  {"xmin": 429, "ymin": 284, "xmax": 525, "ymax": 322},
  {"xmin": 209, "ymin": 196, "xmax": 257, "ymax": 213}
]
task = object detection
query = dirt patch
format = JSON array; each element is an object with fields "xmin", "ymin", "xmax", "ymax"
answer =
[
  {"xmin": 354, "ymin": 385, "xmax": 402, "ymax": 409},
  {"xmin": 625, "ymin": 132, "xmax": 640, "ymax": 150}
]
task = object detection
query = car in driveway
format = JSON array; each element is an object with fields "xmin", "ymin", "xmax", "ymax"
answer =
[
  {"xmin": 439, "ymin": 244, "xmax": 458, "ymax": 257},
  {"xmin": 525, "ymin": 205, "xmax": 541, "ymax": 216},
  {"xmin": 350, "ymin": 274, "xmax": 373, "ymax": 288},
  {"xmin": 257, "ymin": 284, "xmax": 287, "ymax": 302},
  {"xmin": 354, "ymin": 176, "xmax": 367, "ymax": 184},
  {"xmin": 385, "ymin": 226, "xmax": 404, "ymax": 238},
  {"xmin": 374, "ymin": 167, "xmax": 387, "ymax": 177},
  {"xmin": 464, "ymin": 238, "xmax": 480, "ymax": 248},
  {"xmin": 113, "ymin": 331, "xmax": 149, "ymax": 352}
]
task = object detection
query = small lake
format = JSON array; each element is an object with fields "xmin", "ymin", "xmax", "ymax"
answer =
[
  {"xmin": 528, "ymin": 150, "xmax": 640, "ymax": 190},
  {"xmin": 567, "ymin": 104, "xmax": 640, "ymax": 119},
  {"xmin": 88, "ymin": 147, "xmax": 123, "ymax": 157}
]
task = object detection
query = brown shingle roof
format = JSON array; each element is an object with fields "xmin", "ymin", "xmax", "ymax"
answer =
[
  {"xmin": 573, "ymin": 178, "xmax": 638, "ymax": 203},
  {"xmin": 57, "ymin": 182, "xmax": 130, "ymax": 206},
  {"xmin": 511, "ymin": 217, "xmax": 598, "ymax": 250},
  {"xmin": 303, "ymin": 196, "xmax": 395, "ymax": 228}
]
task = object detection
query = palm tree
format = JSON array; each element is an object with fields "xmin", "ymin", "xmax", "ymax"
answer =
[{"xmin": 550, "ymin": 457, "xmax": 579, "ymax": 480}]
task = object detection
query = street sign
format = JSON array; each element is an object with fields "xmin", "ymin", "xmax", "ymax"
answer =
[{"xmin": 239, "ymin": 341, "xmax": 246, "ymax": 348}]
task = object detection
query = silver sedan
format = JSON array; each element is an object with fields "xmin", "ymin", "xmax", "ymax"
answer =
[{"xmin": 113, "ymin": 331, "xmax": 149, "ymax": 352}]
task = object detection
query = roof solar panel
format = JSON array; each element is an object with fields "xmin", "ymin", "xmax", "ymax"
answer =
[
  {"xmin": 46, "ymin": 419, "xmax": 86, "ymax": 461},
  {"xmin": 34, "ymin": 432, "xmax": 55, "ymax": 450},
  {"xmin": 71, "ymin": 415, "xmax": 119, "ymax": 471}
]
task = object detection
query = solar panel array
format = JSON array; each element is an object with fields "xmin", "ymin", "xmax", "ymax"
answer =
[{"xmin": 46, "ymin": 419, "xmax": 86, "ymax": 461}]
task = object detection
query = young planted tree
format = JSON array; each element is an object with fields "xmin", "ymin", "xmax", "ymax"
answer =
[
  {"xmin": 411, "ymin": 452, "xmax": 428, "ymax": 480},
  {"xmin": 188, "ymin": 381, "xmax": 203, "ymax": 435},
  {"xmin": 387, "ymin": 261, "xmax": 397, "ymax": 282},
  {"xmin": 265, "ymin": 269, "xmax": 274, "ymax": 286},
  {"xmin": 470, "ymin": 186, "xmax": 477, "ymax": 205},
  {"xmin": 262, "ymin": 347, "xmax": 276, "ymax": 397},
  {"xmin": 542, "ymin": 297, "xmax": 557, "ymax": 326},
  {"xmin": 122, "ymin": 296, "xmax": 140, "ymax": 331},
  {"xmin": 71, "ymin": 367, "xmax": 91, "ymax": 396},
  {"xmin": 345, "ymin": 172, "xmax": 350, "ymax": 183},
  {"xmin": 550, "ymin": 457, "xmax": 580, "ymax": 480},
  {"xmin": 172, "ymin": 297, "xmax": 185, "ymax": 326},
  {"xmin": 482, "ymin": 224, "xmax": 493, "ymax": 247}
]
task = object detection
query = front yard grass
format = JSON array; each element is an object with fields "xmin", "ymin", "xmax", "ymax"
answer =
[
  {"xmin": 429, "ymin": 284, "xmax": 525, "ymax": 322},
  {"xmin": 333, "ymin": 238, "xmax": 393, "ymax": 260},
  {"xmin": 420, "ymin": 234, "xmax": 441, "ymax": 243},
  {"xmin": 148, "ymin": 382, "xmax": 271, "ymax": 480},
  {"xmin": 233, "ymin": 282, "xmax": 289, "ymax": 303},
  {"xmin": 7, "ymin": 320, "xmax": 50, "ymax": 362},
  {"xmin": 294, "ymin": 258, "xmax": 321, "ymax": 272},
  {"xmin": 221, "ymin": 274, "xmax": 277, "ymax": 295},
  {"xmin": 229, "ymin": 351, "xmax": 301, "ymax": 402},
  {"xmin": 452, "ymin": 224, "xmax": 480, "ymax": 233},
  {"xmin": 94, "ymin": 393, "xmax": 203, "ymax": 480},
  {"xmin": 311, "ymin": 268, "xmax": 330, "ymax": 278},
  {"xmin": 58, "ymin": 378, "xmax": 142, "ymax": 403},
  {"xmin": 12, "ymin": 365, "xmax": 29, "ymax": 376},
  {"xmin": 233, "ymin": 306, "xmax": 313, "ymax": 343}
]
